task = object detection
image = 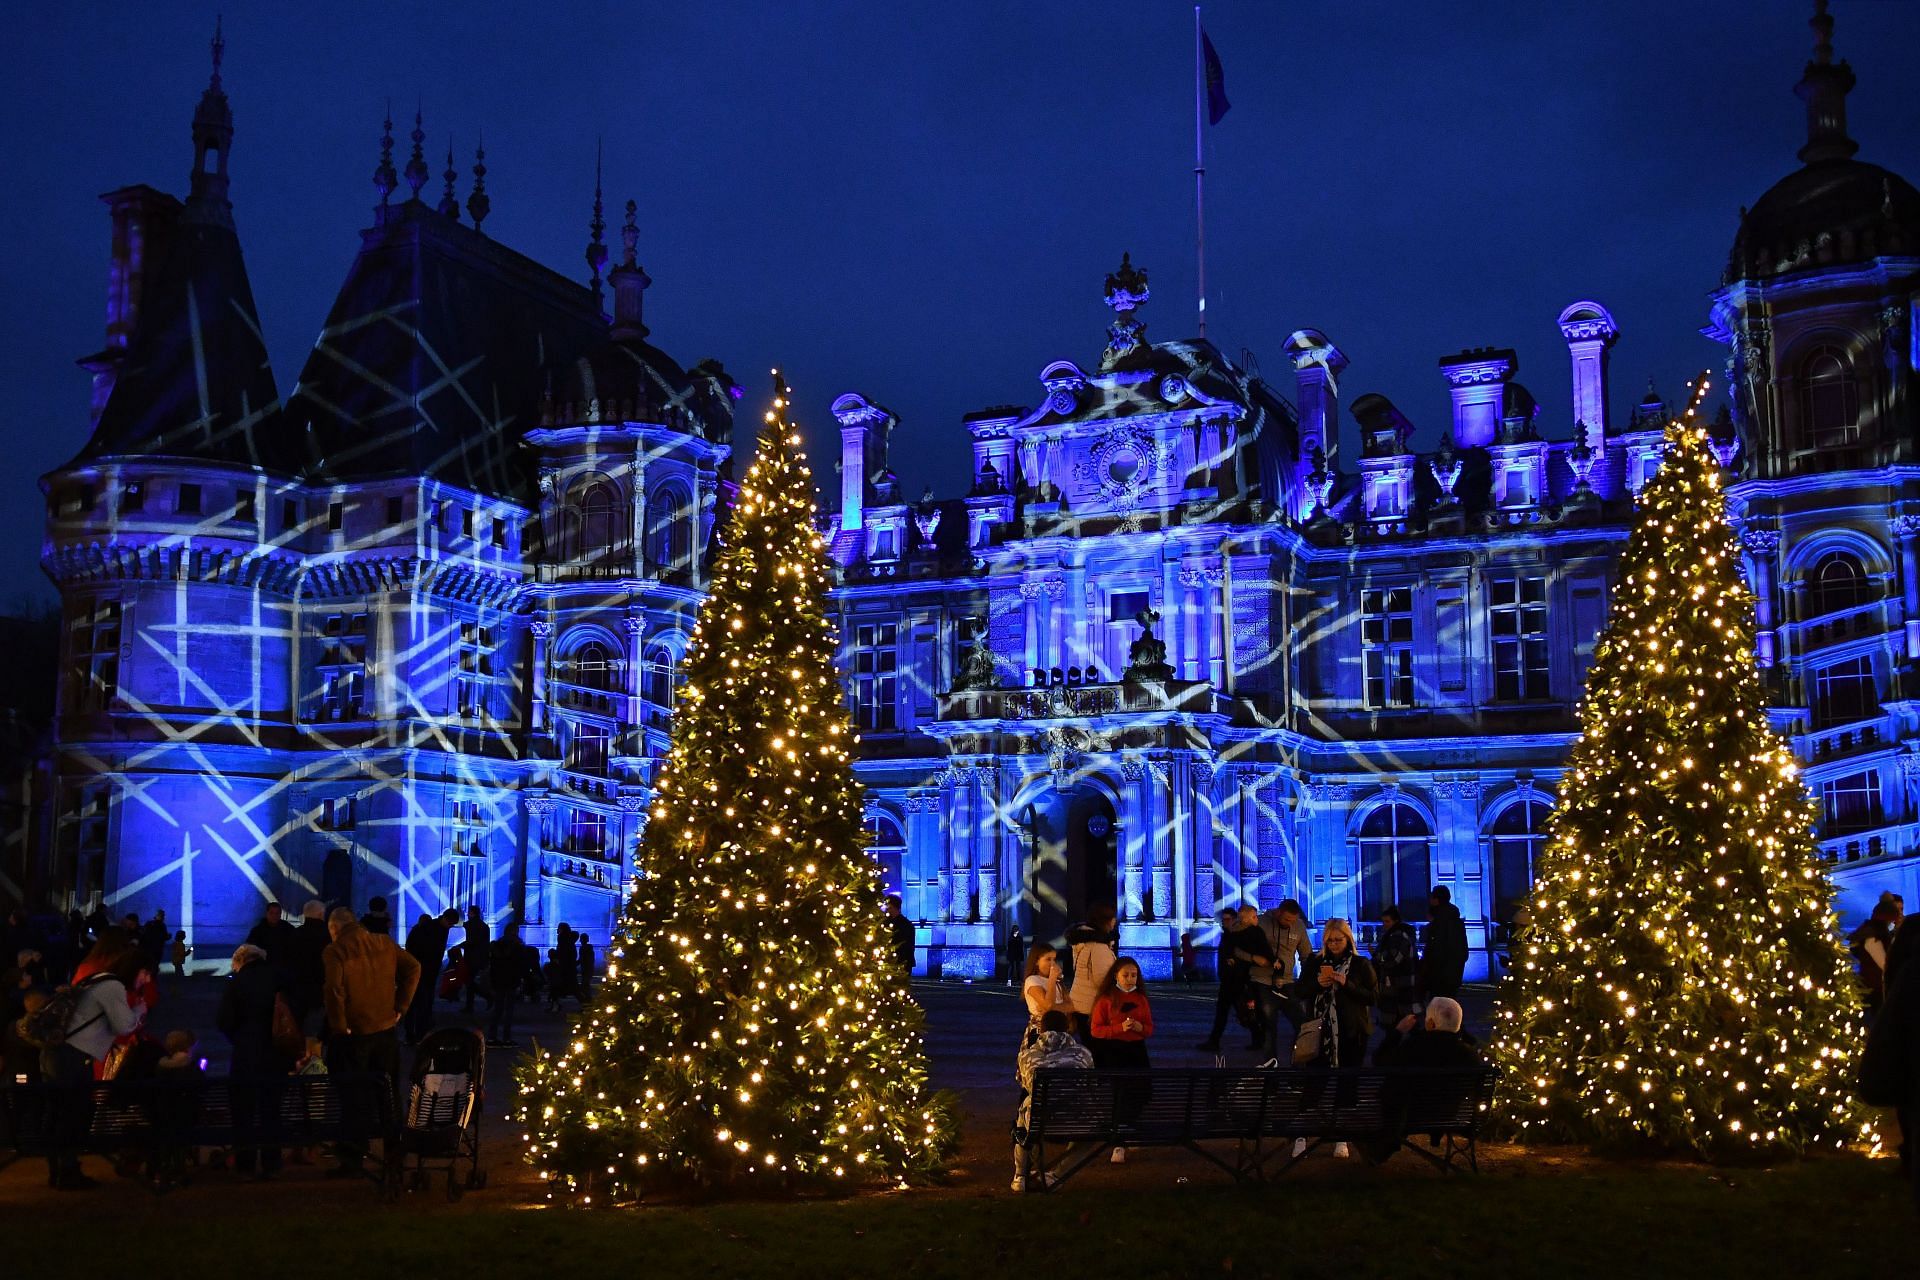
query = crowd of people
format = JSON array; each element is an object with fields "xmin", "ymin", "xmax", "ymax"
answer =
[
  {"xmin": 1013, "ymin": 890, "xmax": 1481, "ymax": 1189},
  {"xmin": 0, "ymin": 900, "xmax": 601, "ymax": 1190}
]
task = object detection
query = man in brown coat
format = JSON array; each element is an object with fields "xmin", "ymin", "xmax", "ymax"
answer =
[{"xmin": 322, "ymin": 906, "xmax": 421, "ymax": 1176}]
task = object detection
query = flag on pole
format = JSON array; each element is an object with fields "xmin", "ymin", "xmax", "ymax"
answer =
[{"xmin": 1201, "ymin": 26, "xmax": 1230, "ymax": 124}]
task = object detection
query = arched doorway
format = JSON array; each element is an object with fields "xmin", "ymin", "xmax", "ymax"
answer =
[
  {"xmin": 1021, "ymin": 785, "xmax": 1118, "ymax": 948},
  {"xmin": 321, "ymin": 848, "xmax": 353, "ymax": 911}
]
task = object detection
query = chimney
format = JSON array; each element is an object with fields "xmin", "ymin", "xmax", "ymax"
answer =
[
  {"xmin": 81, "ymin": 185, "xmax": 182, "ymax": 425},
  {"xmin": 1285, "ymin": 330, "xmax": 1349, "ymax": 520},
  {"xmin": 1557, "ymin": 301, "xmax": 1619, "ymax": 454},
  {"xmin": 830, "ymin": 393, "xmax": 896, "ymax": 533},
  {"xmin": 1438, "ymin": 347, "xmax": 1518, "ymax": 449}
]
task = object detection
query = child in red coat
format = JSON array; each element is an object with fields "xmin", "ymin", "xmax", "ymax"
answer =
[{"xmin": 1089, "ymin": 956, "xmax": 1154, "ymax": 1165}]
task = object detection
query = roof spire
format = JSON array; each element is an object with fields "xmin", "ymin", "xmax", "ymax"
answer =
[
  {"xmin": 373, "ymin": 103, "xmax": 397, "ymax": 210},
  {"xmin": 466, "ymin": 134, "xmax": 490, "ymax": 232},
  {"xmin": 187, "ymin": 15, "xmax": 235, "ymax": 220},
  {"xmin": 437, "ymin": 138, "xmax": 461, "ymax": 220},
  {"xmin": 404, "ymin": 106, "xmax": 429, "ymax": 201},
  {"xmin": 1795, "ymin": 0, "xmax": 1858, "ymax": 164},
  {"xmin": 586, "ymin": 141, "xmax": 609, "ymax": 311},
  {"xmin": 608, "ymin": 198, "xmax": 652, "ymax": 340}
]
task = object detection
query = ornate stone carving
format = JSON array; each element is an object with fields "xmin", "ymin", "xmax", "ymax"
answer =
[
  {"xmin": 522, "ymin": 794, "xmax": 556, "ymax": 815},
  {"xmin": 1738, "ymin": 528, "xmax": 1782, "ymax": 555},
  {"xmin": 1891, "ymin": 514, "xmax": 1920, "ymax": 541},
  {"xmin": 1430, "ymin": 778, "xmax": 1482, "ymax": 802},
  {"xmin": 949, "ymin": 614, "xmax": 998, "ymax": 692},
  {"xmin": 1101, "ymin": 253, "xmax": 1151, "ymax": 366},
  {"xmin": 1122, "ymin": 608, "xmax": 1174, "ymax": 683},
  {"xmin": 617, "ymin": 794, "xmax": 648, "ymax": 813},
  {"xmin": 529, "ymin": 620, "xmax": 554, "ymax": 639},
  {"xmin": 1078, "ymin": 425, "xmax": 1174, "ymax": 512},
  {"xmin": 1120, "ymin": 753, "xmax": 1147, "ymax": 783}
]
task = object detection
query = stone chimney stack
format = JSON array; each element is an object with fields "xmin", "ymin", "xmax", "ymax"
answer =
[
  {"xmin": 1557, "ymin": 301, "xmax": 1619, "ymax": 454},
  {"xmin": 1438, "ymin": 347, "xmax": 1518, "ymax": 449}
]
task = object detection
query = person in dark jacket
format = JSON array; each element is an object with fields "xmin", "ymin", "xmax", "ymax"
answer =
[
  {"xmin": 217, "ymin": 944, "xmax": 291, "ymax": 1178},
  {"xmin": 286, "ymin": 901, "xmax": 330, "ymax": 1031},
  {"xmin": 884, "ymin": 895, "xmax": 915, "ymax": 979},
  {"xmin": 360, "ymin": 895, "xmax": 393, "ymax": 937},
  {"xmin": 485, "ymin": 921, "xmax": 527, "ymax": 1046},
  {"xmin": 138, "ymin": 911, "xmax": 170, "ymax": 972},
  {"xmin": 1199, "ymin": 907, "xmax": 1272, "ymax": 1053},
  {"xmin": 1420, "ymin": 886, "xmax": 1469, "ymax": 1000},
  {"xmin": 244, "ymin": 903, "xmax": 296, "ymax": 972},
  {"xmin": 402, "ymin": 909, "xmax": 456, "ymax": 1044},
  {"xmin": 576, "ymin": 935, "xmax": 596, "ymax": 1000},
  {"xmin": 1294, "ymin": 917, "xmax": 1379, "ymax": 1161},
  {"xmin": 1365, "ymin": 996, "xmax": 1483, "ymax": 1164},
  {"xmin": 462, "ymin": 906, "xmax": 491, "ymax": 1013},
  {"xmin": 1372, "ymin": 905, "xmax": 1421, "ymax": 1060}
]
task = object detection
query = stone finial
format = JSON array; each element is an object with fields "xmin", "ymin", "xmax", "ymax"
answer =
[
  {"xmin": 586, "ymin": 142, "xmax": 608, "ymax": 310},
  {"xmin": 466, "ymin": 135, "xmax": 490, "ymax": 230},
  {"xmin": 373, "ymin": 105, "xmax": 397, "ymax": 208},
  {"xmin": 437, "ymin": 139, "xmax": 460, "ymax": 219},
  {"xmin": 404, "ymin": 108, "xmax": 429, "ymax": 201}
]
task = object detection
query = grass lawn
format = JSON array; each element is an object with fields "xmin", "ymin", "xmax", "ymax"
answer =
[{"xmin": 10, "ymin": 1149, "xmax": 1901, "ymax": 1279}]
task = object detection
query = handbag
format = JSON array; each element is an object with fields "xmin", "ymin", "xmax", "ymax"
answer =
[{"xmin": 1291, "ymin": 1015, "xmax": 1323, "ymax": 1065}]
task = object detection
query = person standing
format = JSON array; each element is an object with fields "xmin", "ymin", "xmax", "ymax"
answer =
[
  {"xmin": 321, "ymin": 906, "xmax": 420, "ymax": 1177},
  {"xmin": 884, "ymin": 895, "xmax": 916, "ymax": 979},
  {"xmin": 169, "ymin": 931, "xmax": 190, "ymax": 979},
  {"xmin": 576, "ymin": 935, "xmax": 597, "ymax": 1001},
  {"xmin": 461, "ymin": 906, "xmax": 490, "ymax": 1014},
  {"xmin": 485, "ymin": 921, "xmax": 527, "ymax": 1047},
  {"xmin": 1295, "ymin": 918, "xmax": 1378, "ymax": 1160},
  {"xmin": 1200, "ymin": 907, "xmax": 1271, "ymax": 1054},
  {"xmin": 1372, "ymin": 905, "xmax": 1421, "ymax": 1060},
  {"xmin": 1004, "ymin": 924, "xmax": 1024, "ymax": 988},
  {"xmin": 38, "ymin": 938, "xmax": 148, "ymax": 1188},
  {"xmin": 360, "ymin": 896, "xmax": 393, "ymax": 937},
  {"xmin": 1066, "ymin": 904, "xmax": 1118, "ymax": 1043},
  {"xmin": 139, "ymin": 911, "xmax": 170, "ymax": 972},
  {"xmin": 1250, "ymin": 899, "xmax": 1313, "ymax": 1065},
  {"xmin": 245, "ymin": 903, "xmax": 296, "ymax": 975},
  {"xmin": 402, "ymin": 909, "xmax": 456, "ymax": 1045},
  {"xmin": 217, "ymin": 944, "xmax": 292, "ymax": 1179},
  {"xmin": 1088, "ymin": 957, "xmax": 1154, "ymax": 1164},
  {"xmin": 1420, "ymin": 885, "xmax": 1469, "ymax": 1001},
  {"xmin": 287, "ymin": 901, "xmax": 330, "ymax": 1031},
  {"xmin": 1851, "ymin": 899, "xmax": 1901, "ymax": 1012}
]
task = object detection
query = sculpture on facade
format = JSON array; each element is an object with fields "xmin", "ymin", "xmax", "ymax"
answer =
[
  {"xmin": 949, "ymin": 615, "xmax": 998, "ymax": 692},
  {"xmin": 1123, "ymin": 608, "xmax": 1174, "ymax": 684}
]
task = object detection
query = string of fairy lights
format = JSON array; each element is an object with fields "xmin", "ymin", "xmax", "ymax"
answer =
[
  {"xmin": 515, "ymin": 376, "xmax": 956, "ymax": 1203},
  {"xmin": 1490, "ymin": 374, "xmax": 1874, "ymax": 1157}
]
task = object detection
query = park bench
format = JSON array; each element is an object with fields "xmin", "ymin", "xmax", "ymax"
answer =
[
  {"xmin": 0, "ymin": 1073, "xmax": 400, "ymax": 1194},
  {"xmin": 1018, "ymin": 1065, "xmax": 1497, "ymax": 1190}
]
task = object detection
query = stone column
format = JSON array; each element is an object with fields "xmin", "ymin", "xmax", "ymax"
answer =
[
  {"xmin": 946, "ymin": 762, "xmax": 974, "ymax": 922},
  {"xmin": 1894, "ymin": 516, "xmax": 1920, "ymax": 661},
  {"xmin": 1149, "ymin": 759, "xmax": 1174, "ymax": 920},
  {"xmin": 1740, "ymin": 529, "xmax": 1783, "ymax": 667},
  {"xmin": 1021, "ymin": 579, "xmax": 1043, "ymax": 676},
  {"xmin": 617, "ymin": 793, "xmax": 647, "ymax": 885},
  {"xmin": 1120, "ymin": 754, "xmax": 1147, "ymax": 921},
  {"xmin": 1188, "ymin": 758, "xmax": 1217, "ymax": 921},
  {"xmin": 529, "ymin": 620, "xmax": 553, "ymax": 731},
  {"xmin": 623, "ymin": 614, "xmax": 645, "ymax": 725},
  {"xmin": 904, "ymin": 792, "xmax": 941, "ymax": 923},
  {"xmin": 520, "ymin": 793, "xmax": 554, "ymax": 927}
]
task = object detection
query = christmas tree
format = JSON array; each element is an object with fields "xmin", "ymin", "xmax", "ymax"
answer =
[
  {"xmin": 517, "ymin": 379, "xmax": 956, "ymax": 1202},
  {"xmin": 1490, "ymin": 377, "xmax": 1871, "ymax": 1159}
]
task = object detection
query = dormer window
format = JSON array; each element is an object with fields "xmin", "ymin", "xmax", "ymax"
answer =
[
  {"xmin": 177, "ymin": 484, "xmax": 202, "ymax": 516},
  {"xmin": 328, "ymin": 501, "xmax": 344, "ymax": 532}
]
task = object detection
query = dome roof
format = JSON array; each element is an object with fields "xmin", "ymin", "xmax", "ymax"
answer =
[
  {"xmin": 542, "ymin": 336, "xmax": 738, "ymax": 440},
  {"xmin": 1728, "ymin": 158, "xmax": 1920, "ymax": 282}
]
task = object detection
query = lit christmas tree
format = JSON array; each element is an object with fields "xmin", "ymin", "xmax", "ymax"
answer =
[
  {"xmin": 1491, "ymin": 377, "xmax": 1871, "ymax": 1159},
  {"xmin": 518, "ymin": 378, "xmax": 956, "ymax": 1201}
]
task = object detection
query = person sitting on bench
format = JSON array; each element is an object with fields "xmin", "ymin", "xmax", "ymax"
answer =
[
  {"xmin": 1365, "ymin": 996, "xmax": 1482, "ymax": 1164},
  {"xmin": 1013, "ymin": 1010, "xmax": 1092, "ymax": 1191}
]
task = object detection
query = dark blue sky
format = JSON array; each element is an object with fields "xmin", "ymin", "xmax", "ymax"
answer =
[{"xmin": 4, "ymin": 1, "xmax": 1917, "ymax": 604}]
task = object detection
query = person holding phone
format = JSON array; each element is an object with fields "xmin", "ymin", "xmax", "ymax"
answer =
[
  {"xmin": 1293, "ymin": 918, "xmax": 1378, "ymax": 1159},
  {"xmin": 1089, "ymin": 956, "xmax": 1155, "ymax": 1164}
]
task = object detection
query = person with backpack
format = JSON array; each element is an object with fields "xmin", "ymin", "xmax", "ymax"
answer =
[{"xmin": 26, "ymin": 936, "xmax": 149, "ymax": 1189}]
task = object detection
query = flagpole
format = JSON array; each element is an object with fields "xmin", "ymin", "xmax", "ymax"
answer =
[{"xmin": 1194, "ymin": 4, "xmax": 1207, "ymax": 340}]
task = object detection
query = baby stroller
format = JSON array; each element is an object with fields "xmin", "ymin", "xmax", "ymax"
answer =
[{"xmin": 396, "ymin": 1027, "xmax": 486, "ymax": 1200}]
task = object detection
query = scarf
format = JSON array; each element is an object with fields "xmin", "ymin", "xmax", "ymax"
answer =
[{"xmin": 1312, "ymin": 950, "xmax": 1354, "ymax": 1066}]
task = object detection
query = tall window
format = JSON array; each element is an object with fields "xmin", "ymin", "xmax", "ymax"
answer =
[
  {"xmin": 646, "ymin": 486, "xmax": 691, "ymax": 577},
  {"xmin": 572, "ymin": 641, "xmax": 618, "ymax": 690},
  {"xmin": 1489, "ymin": 793, "xmax": 1551, "ymax": 923},
  {"xmin": 1799, "ymin": 346, "xmax": 1860, "ymax": 449},
  {"xmin": 69, "ymin": 599, "xmax": 122, "ymax": 712},
  {"xmin": 447, "ymin": 798, "xmax": 487, "ymax": 912},
  {"xmin": 1490, "ymin": 576, "xmax": 1550, "ymax": 701},
  {"xmin": 568, "ymin": 480, "xmax": 622, "ymax": 564},
  {"xmin": 644, "ymin": 645, "xmax": 677, "ymax": 708},
  {"xmin": 317, "ymin": 612, "xmax": 368, "ymax": 721},
  {"xmin": 1820, "ymin": 771, "xmax": 1883, "ymax": 837},
  {"xmin": 1806, "ymin": 550, "xmax": 1874, "ymax": 618},
  {"xmin": 851, "ymin": 621, "xmax": 899, "ymax": 731},
  {"xmin": 567, "ymin": 808, "xmax": 608, "ymax": 855},
  {"xmin": 1362, "ymin": 586, "xmax": 1415, "ymax": 709},
  {"xmin": 455, "ymin": 621, "xmax": 496, "ymax": 719},
  {"xmin": 568, "ymin": 722, "xmax": 612, "ymax": 775},
  {"xmin": 1355, "ymin": 801, "xmax": 1432, "ymax": 922},
  {"xmin": 1811, "ymin": 656, "xmax": 1877, "ymax": 729},
  {"xmin": 867, "ymin": 812, "xmax": 906, "ymax": 900}
]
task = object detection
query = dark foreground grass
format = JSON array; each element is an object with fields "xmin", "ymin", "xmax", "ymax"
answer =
[{"xmin": 9, "ymin": 1154, "xmax": 1902, "ymax": 1279}]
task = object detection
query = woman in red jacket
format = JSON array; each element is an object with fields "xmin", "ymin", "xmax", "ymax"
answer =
[{"xmin": 1089, "ymin": 957, "xmax": 1154, "ymax": 1163}]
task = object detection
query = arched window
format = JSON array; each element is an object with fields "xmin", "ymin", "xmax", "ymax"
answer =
[
  {"xmin": 567, "ymin": 480, "xmax": 623, "ymax": 564},
  {"xmin": 1355, "ymin": 801, "xmax": 1432, "ymax": 923},
  {"xmin": 645, "ymin": 486, "xmax": 692, "ymax": 577},
  {"xmin": 866, "ymin": 811, "xmax": 906, "ymax": 900},
  {"xmin": 643, "ymin": 645, "xmax": 676, "ymax": 708},
  {"xmin": 1489, "ymin": 793, "xmax": 1551, "ymax": 924},
  {"xmin": 1799, "ymin": 346, "xmax": 1860, "ymax": 450},
  {"xmin": 1807, "ymin": 550, "xmax": 1874, "ymax": 618},
  {"xmin": 572, "ymin": 641, "xmax": 617, "ymax": 691}
]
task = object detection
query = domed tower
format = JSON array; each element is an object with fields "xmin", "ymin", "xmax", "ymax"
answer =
[
  {"xmin": 1708, "ymin": 1, "xmax": 1920, "ymax": 477},
  {"xmin": 1710, "ymin": 4, "xmax": 1920, "ymax": 920}
]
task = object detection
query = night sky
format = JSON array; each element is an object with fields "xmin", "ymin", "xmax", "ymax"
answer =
[{"xmin": 4, "ymin": 1, "xmax": 1917, "ymax": 605}]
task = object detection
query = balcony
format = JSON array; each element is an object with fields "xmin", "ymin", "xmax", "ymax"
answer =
[
  {"xmin": 1795, "ymin": 601, "xmax": 1888, "ymax": 653},
  {"xmin": 937, "ymin": 678, "xmax": 1218, "ymax": 724},
  {"xmin": 556, "ymin": 770, "xmax": 617, "ymax": 802},
  {"xmin": 1805, "ymin": 722, "xmax": 1885, "ymax": 763},
  {"xmin": 551, "ymin": 680, "xmax": 621, "ymax": 717}
]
